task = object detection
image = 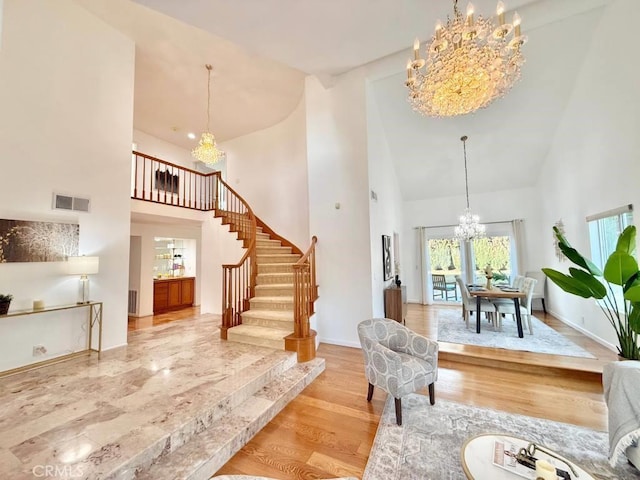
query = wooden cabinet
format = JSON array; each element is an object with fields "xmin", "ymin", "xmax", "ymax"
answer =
[
  {"xmin": 153, "ymin": 277, "xmax": 195, "ymax": 313},
  {"xmin": 384, "ymin": 286, "xmax": 407, "ymax": 324}
]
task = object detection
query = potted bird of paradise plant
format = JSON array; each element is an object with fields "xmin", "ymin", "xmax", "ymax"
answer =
[{"xmin": 543, "ymin": 225, "xmax": 640, "ymax": 360}]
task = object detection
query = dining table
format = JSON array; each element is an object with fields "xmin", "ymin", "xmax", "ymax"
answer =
[{"xmin": 468, "ymin": 286, "xmax": 527, "ymax": 338}]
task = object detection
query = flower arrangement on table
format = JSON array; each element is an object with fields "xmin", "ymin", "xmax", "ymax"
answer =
[{"xmin": 484, "ymin": 265, "xmax": 493, "ymax": 289}]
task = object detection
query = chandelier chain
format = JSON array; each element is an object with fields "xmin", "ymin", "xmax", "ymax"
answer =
[
  {"xmin": 462, "ymin": 135, "xmax": 469, "ymax": 209},
  {"xmin": 206, "ymin": 64, "xmax": 212, "ymax": 133}
]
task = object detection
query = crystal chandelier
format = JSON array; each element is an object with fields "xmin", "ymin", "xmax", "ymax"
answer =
[
  {"xmin": 405, "ymin": 0, "xmax": 526, "ymax": 117},
  {"xmin": 192, "ymin": 64, "xmax": 223, "ymax": 165},
  {"xmin": 454, "ymin": 136, "xmax": 485, "ymax": 241}
]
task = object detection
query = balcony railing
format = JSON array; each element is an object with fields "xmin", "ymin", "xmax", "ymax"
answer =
[{"xmin": 131, "ymin": 151, "xmax": 218, "ymax": 211}]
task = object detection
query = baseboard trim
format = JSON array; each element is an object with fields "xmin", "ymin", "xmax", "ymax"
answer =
[
  {"xmin": 317, "ymin": 337, "xmax": 361, "ymax": 349},
  {"xmin": 548, "ymin": 308, "xmax": 617, "ymax": 353}
]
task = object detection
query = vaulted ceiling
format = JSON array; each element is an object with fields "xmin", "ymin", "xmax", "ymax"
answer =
[{"xmin": 77, "ymin": 0, "xmax": 610, "ymax": 200}]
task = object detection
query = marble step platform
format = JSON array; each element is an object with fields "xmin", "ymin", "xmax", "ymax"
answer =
[
  {"xmin": 136, "ymin": 358, "xmax": 325, "ymax": 480},
  {"xmin": 105, "ymin": 349, "xmax": 298, "ymax": 480}
]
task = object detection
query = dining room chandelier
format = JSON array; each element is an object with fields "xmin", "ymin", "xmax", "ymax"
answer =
[
  {"xmin": 454, "ymin": 135, "xmax": 485, "ymax": 241},
  {"xmin": 405, "ymin": 0, "xmax": 526, "ymax": 117},
  {"xmin": 192, "ymin": 64, "xmax": 223, "ymax": 165}
]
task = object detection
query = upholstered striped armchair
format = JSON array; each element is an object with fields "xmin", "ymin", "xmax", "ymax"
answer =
[{"xmin": 357, "ymin": 318, "xmax": 438, "ymax": 425}]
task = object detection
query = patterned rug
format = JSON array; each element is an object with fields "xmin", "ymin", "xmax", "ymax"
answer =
[
  {"xmin": 437, "ymin": 308, "xmax": 595, "ymax": 358},
  {"xmin": 363, "ymin": 394, "xmax": 638, "ymax": 480}
]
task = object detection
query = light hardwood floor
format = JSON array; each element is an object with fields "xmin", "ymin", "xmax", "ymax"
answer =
[{"xmin": 129, "ymin": 304, "xmax": 612, "ymax": 479}]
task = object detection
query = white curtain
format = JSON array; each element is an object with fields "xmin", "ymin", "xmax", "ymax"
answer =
[
  {"xmin": 511, "ymin": 219, "xmax": 525, "ymax": 278},
  {"xmin": 418, "ymin": 227, "xmax": 429, "ymax": 304}
]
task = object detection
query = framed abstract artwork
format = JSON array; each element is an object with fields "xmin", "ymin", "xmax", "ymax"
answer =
[{"xmin": 382, "ymin": 234, "xmax": 392, "ymax": 280}]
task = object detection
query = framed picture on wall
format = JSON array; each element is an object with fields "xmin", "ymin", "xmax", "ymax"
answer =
[
  {"xmin": 382, "ymin": 234, "xmax": 392, "ymax": 280},
  {"xmin": 154, "ymin": 168, "xmax": 179, "ymax": 194}
]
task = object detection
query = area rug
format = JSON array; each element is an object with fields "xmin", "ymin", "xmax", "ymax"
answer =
[
  {"xmin": 363, "ymin": 394, "xmax": 637, "ymax": 480},
  {"xmin": 437, "ymin": 308, "xmax": 595, "ymax": 358}
]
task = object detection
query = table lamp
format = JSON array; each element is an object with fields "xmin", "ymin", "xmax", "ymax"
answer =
[{"xmin": 67, "ymin": 256, "xmax": 99, "ymax": 304}]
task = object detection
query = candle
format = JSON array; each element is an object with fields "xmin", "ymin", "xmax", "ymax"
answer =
[
  {"xmin": 513, "ymin": 12, "xmax": 522, "ymax": 37},
  {"xmin": 535, "ymin": 459, "xmax": 556, "ymax": 480},
  {"xmin": 406, "ymin": 60, "xmax": 412, "ymax": 80},
  {"xmin": 466, "ymin": 3, "xmax": 475, "ymax": 26},
  {"xmin": 496, "ymin": 1, "xmax": 505, "ymax": 25},
  {"xmin": 413, "ymin": 38, "xmax": 420, "ymax": 60},
  {"xmin": 435, "ymin": 20, "xmax": 443, "ymax": 40},
  {"xmin": 33, "ymin": 299, "xmax": 45, "ymax": 310}
]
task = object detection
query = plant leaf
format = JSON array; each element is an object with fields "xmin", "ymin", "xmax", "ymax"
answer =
[
  {"xmin": 616, "ymin": 225, "xmax": 637, "ymax": 257},
  {"xmin": 630, "ymin": 303, "xmax": 640, "ymax": 334},
  {"xmin": 542, "ymin": 268, "xmax": 594, "ymax": 298},
  {"xmin": 604, "ymin": 252, "xmax": 639, "ymax": 286},
  {"xmin": 625, "ymin": 284, "xmax": 640, "ymax": 302},
  {"xmin": 568, "ymin": 268, "xmax": 607, "ymax": 299},
  {"xmin": 557, "ymin": 243, "xmax": 603, "ymax": 276}
]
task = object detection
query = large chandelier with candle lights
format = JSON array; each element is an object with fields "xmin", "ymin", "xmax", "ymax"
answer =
[{"xmin": 405, "ymin": 0, "xmax": 526, "ymax": 117}]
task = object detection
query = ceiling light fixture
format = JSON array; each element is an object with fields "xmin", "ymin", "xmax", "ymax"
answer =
[
  {"xmin": 454, "ymin": 135, "xmax": 485, "ymax": 241},
  {"xmin": 187, "ymin": 132, "xmax": 196, "ymax": 140},
  {"xmin": 405, "ymin": 0, "xmax": 526, "ymax": 117},
  {"xmin": 192, "ymin": 64, "xmax": 223, "ymax": 165}
]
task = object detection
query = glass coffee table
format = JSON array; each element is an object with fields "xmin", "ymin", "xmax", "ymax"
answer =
[{"xmin": 461, "ymin": 433, "xmax": 595, "ymax": 479}]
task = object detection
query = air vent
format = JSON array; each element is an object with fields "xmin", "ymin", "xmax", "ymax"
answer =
[
  {"xmin": 53, "ymin": 193, "xmax": 91, "ymax": 213},
  {"xmin": 128, "ymin": 290, "xmax": 138, "ymax": 315}
]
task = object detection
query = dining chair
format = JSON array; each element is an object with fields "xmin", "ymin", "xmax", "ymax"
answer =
[
  {"xmin": 525, "ymin": 270, "xmax": 547, "ymax": 313},
  {"xmin": 495, "ymin": 277, "xmax": 538, "ymax": 334},
  {"xmin": 512, "ymin": 275, "xmax": 525, "ymax": 290},
  {"xmin": 455, "ymin": 276, "xmax": 497, "ymax": 329}
]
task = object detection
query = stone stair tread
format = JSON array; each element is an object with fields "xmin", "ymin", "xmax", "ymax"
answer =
[
  {"xmin": 136, "ymin": 358, "xmax": 325, "ymax": 480},
  {"xmin": 228, "ymin": 324, "xmax": 292, "ymax": 340}
]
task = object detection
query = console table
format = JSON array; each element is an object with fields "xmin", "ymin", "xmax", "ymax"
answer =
[{"xmin": 0, "ymin": 301, "xmax": 103, "ymax": 377}]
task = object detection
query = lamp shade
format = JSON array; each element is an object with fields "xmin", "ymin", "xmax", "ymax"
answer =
[{"xmin": 67, "ymin": 256, "xmax": 99, "ymax": 275}]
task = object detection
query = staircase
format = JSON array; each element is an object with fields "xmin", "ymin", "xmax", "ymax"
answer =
[
  {"xmin": 131, "ymin": 152, "xmax": 318, "ymax": 362},
  {"xmin": 226, "ymin": 224, "xmax": 301, "ymax": 349}
]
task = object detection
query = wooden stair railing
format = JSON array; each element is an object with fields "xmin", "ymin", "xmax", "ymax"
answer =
[
  {"xmin": 285, "ymin": 236, "xmax": 318, "ymax": 362},
  {"xmin": 131, "ymin": 151, "xmax": 217, "ymax": 210},
  {"xmin": 216, "ymin": 174, "xmax": 258, "ymax": 340}
]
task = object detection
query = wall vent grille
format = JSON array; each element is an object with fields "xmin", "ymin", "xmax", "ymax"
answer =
[
  {"xmin": 128, "ymin": 290, "xmax": 138, "ymax": 315},
  {"xmin": 53, "ymin": 193, "xmax": 91, "ymax": 213}
]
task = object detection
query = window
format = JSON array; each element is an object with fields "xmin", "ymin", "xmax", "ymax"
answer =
[
  {"xmin": 587, "ymin": 205, "xmax": 634, "ymax": 310},
  {"xmin": 587, "ymin": 205, "xmax": 634, "ymax": 270}
]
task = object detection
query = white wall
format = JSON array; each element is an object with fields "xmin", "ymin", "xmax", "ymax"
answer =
[
  {"xmin": 404, "ymin": 186, "xmax": 542, "ymax": 303},
  {"xmin": 536, "ymin": 0, "xmax": 640, "ymax": 350},
  {"xmin": 220, "ymin": 99, "xmax": 310, "ymax": 248},
  {"xmin": 366, "ymin": 84, "xmax": 405, "ymax": 316},
  {"xmin": 0, "ymin": 0, "xmax": 135, "ymax": 366},
  {"xmin": 305, "ymin": 73, "xmax": 374, "ymax": 348}
]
